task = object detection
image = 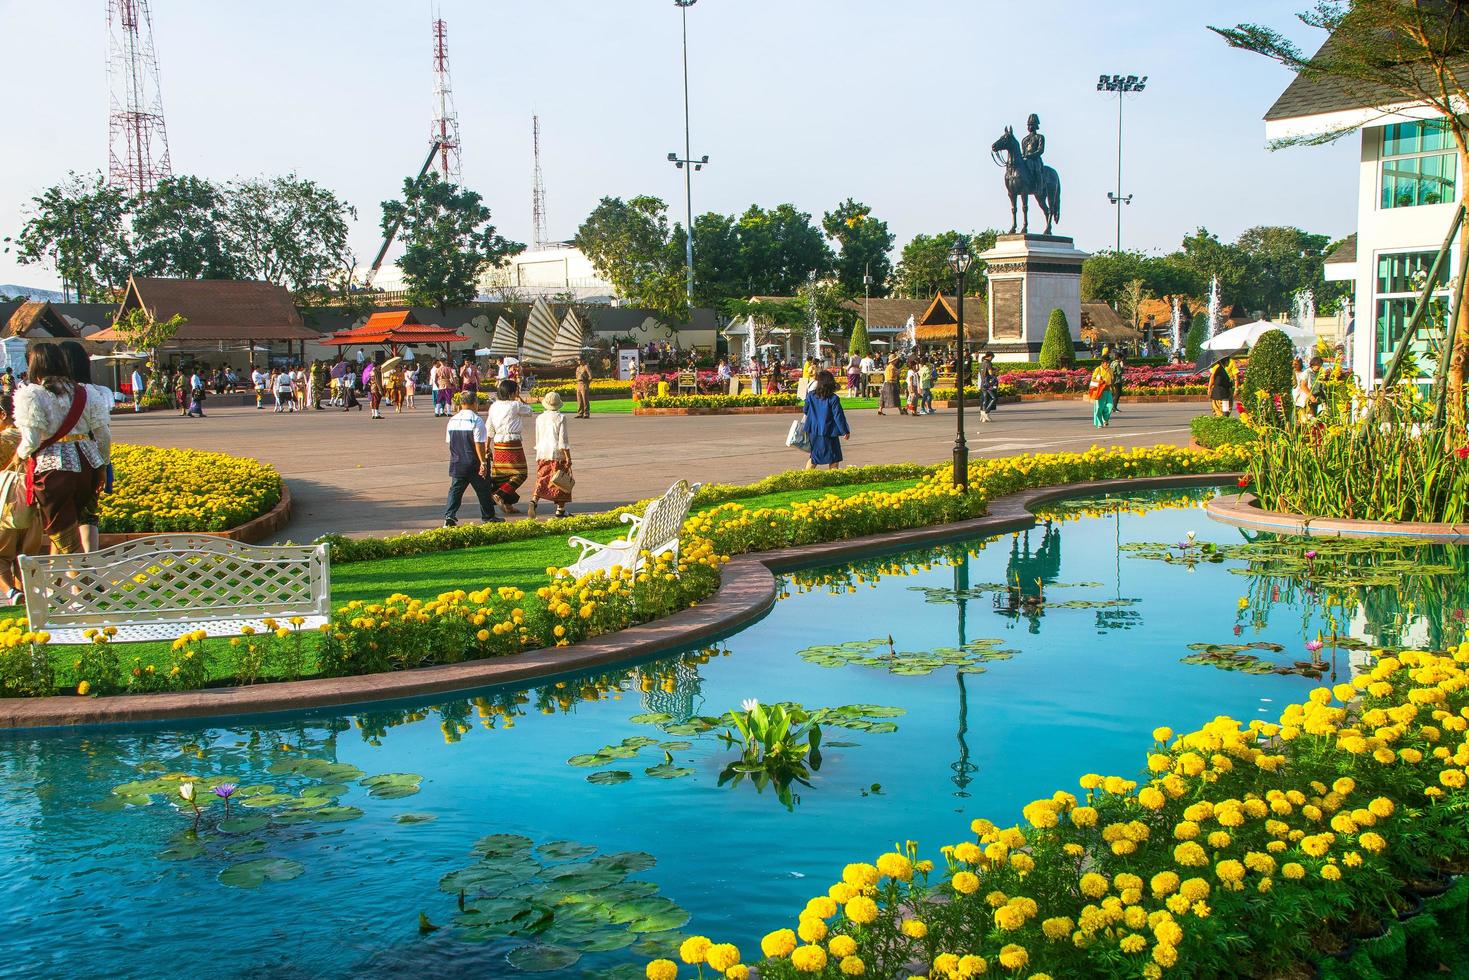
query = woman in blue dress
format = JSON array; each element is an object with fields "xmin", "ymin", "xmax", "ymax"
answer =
[{"xmin": 803, "ymin": 369, "xmax": 850, "ymax": 470}]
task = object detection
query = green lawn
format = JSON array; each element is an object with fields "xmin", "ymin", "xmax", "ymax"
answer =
[{"xmin": 53, "ymin": 476, "xmax": 921, "ymax": 686}]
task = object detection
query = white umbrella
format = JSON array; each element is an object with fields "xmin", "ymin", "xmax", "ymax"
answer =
[
  {"xmin": 1202, "ymin": 320, "xmax": 1315, "ymax": 352},
  {"xmin": 474, "ymin": 347, "xmax": 494, "ymax": 357},
  {"xmin": 502, "ymin": 355, "xmax": 520, "ymax": 366},
  {"xmin": 869, "ymin": 339, "xmax": 891, "ymax": 347}
]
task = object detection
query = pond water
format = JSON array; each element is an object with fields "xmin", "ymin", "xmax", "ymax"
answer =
[{"xmin": 3, "ymin": 488, "xmax": 1467, "ymax": 978}]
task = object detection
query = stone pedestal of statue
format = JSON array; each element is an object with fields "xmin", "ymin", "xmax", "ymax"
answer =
[{"xmin": 980, "ymin": 234, "xmax": 1089, "ymax": 361}]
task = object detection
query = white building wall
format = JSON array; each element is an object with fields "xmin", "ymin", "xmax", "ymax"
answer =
[{"xmin": 1353, "ymin": 124, "xmax": 1459, "ymax": 386}]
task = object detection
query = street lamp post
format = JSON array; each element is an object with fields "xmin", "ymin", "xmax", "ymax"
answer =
[
  {"xmin": 669, "ymin": 0, "xmax": 707, "ymax": 310},
  {"xmin": 1097, "ymin": 73, "xmax": 1147, "ymax": 252},
  {"xmin": 949, "ymin": 237, "xmax": 974, "ymax": 490},
  {"xmin": 863, "ymin": 264, "xmax": 873, "ymax": 351}
]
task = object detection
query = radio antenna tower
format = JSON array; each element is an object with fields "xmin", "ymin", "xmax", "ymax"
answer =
[
  {"xmin": 107, "ymin": 0, "xmax": 172, "ymax": 197},
  {"xmin": 531, "ymin": 115, "xmax": 549, "ymax": 248},
  {"xmin": 430, "ymin": 12, "xmax": 462, "ymax": 184}
]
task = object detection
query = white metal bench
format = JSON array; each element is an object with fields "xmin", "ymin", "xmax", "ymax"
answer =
[
  {"xmin": 566, "ymin": 480, "xmax": 701, "ymax": 578},
  {"xmin": 18, "ymin": 534, "xmax": 331, "ymax": 645}
]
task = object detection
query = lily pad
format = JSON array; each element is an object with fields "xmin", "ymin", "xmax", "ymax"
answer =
[
  {"xmin": 218, "ymin": 814, "xmax": 269, "ymax": 834},
  {"xmin": 628, "ymin": 712, "xmax": 673, "ymax": 724},
  {"xmin": 473, "ymin": 833, "xmax": 535, "ymax": 858},
  {"xmin": 221, "ymin": 837, "xmax": 268, "ymax": 857},
  {"xmin": 621, "ymin": 897, "xmax": 690, "ymax": 933},
  {"xmin": 567, "ymin": 753, "xmax": 614, "ymax": 768},
  {"xmin": 538, "ymin": 840, "xmax": 598, "ymax": 860},
  {"xmin": 310, "ymin": 805, "xmax": 364, "ymax": 823},
  {"xmin": 156, "ymin": 840, "xmax": 205, "ymax": 861},
  {"xmin": 506, "ymin": 944, "xmax": 581, "ymax": 972},
  {"xmin": 395, "ymin": 813, "xmax": 437, "ymax": 825},
  {"xmin": 595, "ymin": 851, "xmax": 656, "ymax": 873},
  {"xmin": 218, "ymin": 856, "xmax": 305, "ymax": 889},
  {"xmin": 586, "ymin": 770, "xmax": 632, "ymax": 786},
  {"xmin": 657, "ymin": 741, "xmax": 693, "ymax": 751},
  {"xmin": 360, "ymin": 773, "xmax": 422, "ymax": 799}
]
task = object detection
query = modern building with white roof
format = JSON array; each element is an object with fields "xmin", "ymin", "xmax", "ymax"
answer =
[{"xmin": 1266, "ymin": 64, "xmax": 1459, "ymax": 384}]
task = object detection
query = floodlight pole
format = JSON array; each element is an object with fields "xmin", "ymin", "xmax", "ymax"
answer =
[
  {"xmin": 669, "ymin": 0, "xmax": 704, "ymax": 311},
  {"xmin": 1098, "ymin": 73, "xmax": 1146, "ymax": 251}
]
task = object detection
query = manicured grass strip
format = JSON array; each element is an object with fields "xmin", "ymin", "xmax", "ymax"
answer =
[
  {"xmin": 48, "ymin": 476, "xmax": 922, "ymax": 684},
  {"xmin": 534, "ymin": 396, "xmax": 881, "ymax": 414}
]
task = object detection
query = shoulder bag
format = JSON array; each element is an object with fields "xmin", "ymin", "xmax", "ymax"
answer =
[{"xmin": 22, "ymin": 385, "xmax": 88, "ymax": 508}]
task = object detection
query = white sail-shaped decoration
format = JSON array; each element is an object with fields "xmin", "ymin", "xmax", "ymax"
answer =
[
  {"xmin": 488, "ymin": 315, "xmax": 519, "ymax": 356},
  {"xmin": 552, "ymin": 309, "xmax": 587, "ymax": 362},
  {"xmin": 521, "ymin": 296, "xmax": 559, "ymax": 365}
]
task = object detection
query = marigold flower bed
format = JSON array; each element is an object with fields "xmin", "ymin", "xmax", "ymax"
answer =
[
  {"xmin": 2, "ymin": 445, "xmax": 1245, "ymax": 698},
  {"xmin": 100, "ymin": 445, "xmax": 283, "ymax": 533},
  {"xmin": 652, "ymin": 645, "xmax": 1469, "ymax": 979}
]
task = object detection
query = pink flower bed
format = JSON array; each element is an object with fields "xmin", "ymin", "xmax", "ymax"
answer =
[{"xmin": 999, "ymin": 365, "xmax": 1204, "ymax": 393}]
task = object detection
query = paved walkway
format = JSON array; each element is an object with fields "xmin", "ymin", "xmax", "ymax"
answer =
[{"xmin": 108, "ymin": 399, "xmax": 1203, "ymax": 542}]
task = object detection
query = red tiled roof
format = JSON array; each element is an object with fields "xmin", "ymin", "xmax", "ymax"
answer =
[{"xmin": 325, "ymin": 313, "xmax": 466, "ymax": 346}]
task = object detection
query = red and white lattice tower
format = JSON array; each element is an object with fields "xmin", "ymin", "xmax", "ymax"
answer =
[
  {"xmin": 107, "ymin": 0, "xmax": 172, "ymax": 197},
  {"xmin": 532, "ymin": 115, "xmax": 549, "ymax": 248},
  {"xmin": 431, "ymin": 14, "xmax": 462, "ymax": 184}
]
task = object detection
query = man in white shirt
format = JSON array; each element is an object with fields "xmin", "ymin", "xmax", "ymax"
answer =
[
  {"xmin": 443, "ymin": 391, "xmax": 500, "ymax": 526},
  {"xmin": 130, "ymin": 366, "xmax": 145, "ymax": 412},
  {"xmin": 251, "ymin": 367, "xmax": 267, "ymax": 409}
]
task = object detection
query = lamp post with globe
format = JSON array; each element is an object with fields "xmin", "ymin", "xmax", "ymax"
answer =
[{"xmin": 949, "ymin": 237, "xmax": 974, "ymax": 490}]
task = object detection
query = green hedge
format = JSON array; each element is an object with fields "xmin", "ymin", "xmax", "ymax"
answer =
[{"xmin": 1189, "ymin": 415, "xmax": 1257, "ymax": 449}]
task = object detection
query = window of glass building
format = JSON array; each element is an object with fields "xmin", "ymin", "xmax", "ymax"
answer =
[
  {"xmin": 1374, "ymin": 250, "xmax": 1450, "ymax": 378},
  {"xmin": 1381, "ymin": 120, "xmax": 1457, "ymax": 208}
]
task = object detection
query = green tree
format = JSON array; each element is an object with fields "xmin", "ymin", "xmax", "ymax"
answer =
[
  {"xmin": 1235, "ymin": 225, "xmax": 1330, "ymax": 318},
  {"xmin": 381, "ymin": 172, "xmax": 521, "ymax": 314},
  {"xmin": 576, "ymin": 195, "xmax": 689, "ymax": 322},
  {"xmin": 1038, "ymin": 309, "xmax": 1076, "ymax": 368},
  {"xmin": 736, "ymin": 203, "xmax": 832, "ymax": 296},
  {"xmin": 686, "ymin": 211, "xmax": 744, "ymax": 308},
  {"xmin": 112, "ymin": 307, "xmax": 187, "ymax": 394},
  {"xmin": 822, "ymin": 199, "xmax": 894, "ymax": 298},
  {"xmin": 891, "ymin": 230, "xmax": 997, "ymax": 299},
  {"xmin": 1176, "ymin": 227, "xmax": 1249, "ymax": 308},
  {"xmin": 1081, "ymin": 250, "xmax": 1149, "ymax": 306},
  {"xmin": 131, "ymin": 174, "xmax": 239, "ymax": 280},
  {"xmin": 226, "ymin": 174, "xmax": 356, "ymax": 296},
  {"xmin": 849, "ymin": 317, "xmax": 870, "ymax": 356},
  {"xmin": 5, "ymin": 171, "xmax": 132, "ymax": 301},
  {"xmin": 1238, "ymin": 328, "xmax": 1297, "ymax": 417}
]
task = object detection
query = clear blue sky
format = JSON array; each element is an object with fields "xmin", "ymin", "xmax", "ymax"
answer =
[{"xmin": 0, "ymin": 0, "xmax": 1356, "ymax": 291}]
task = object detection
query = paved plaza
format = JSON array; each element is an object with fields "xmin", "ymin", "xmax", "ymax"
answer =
[{"xmin": 108, "ymin": 399, "xmax": 1202, "ymax": 542}]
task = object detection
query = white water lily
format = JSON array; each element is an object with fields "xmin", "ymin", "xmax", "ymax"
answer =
[
  {"xmin": 1186, "ymin": 530, "xmax": 1196, "ymax": 542},
  {"xmin": 178, "ymin": 782, "xmax": 195, "ymax": 802},
  {"xmin": 741, "ymin": 698, "xmax": 760, "ymax": 713}
]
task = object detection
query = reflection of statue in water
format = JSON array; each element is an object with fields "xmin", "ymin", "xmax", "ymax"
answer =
[{"xmin": 1007, "ymin": 524, "xmax": 1062, "ymax": 593}]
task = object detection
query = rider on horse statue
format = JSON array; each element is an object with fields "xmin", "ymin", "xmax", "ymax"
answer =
[{"xmin": 1020, "ymin": 114, "xmax": 1045, "ymax": 189}]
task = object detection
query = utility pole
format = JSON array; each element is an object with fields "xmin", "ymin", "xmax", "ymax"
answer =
[
  {"xmin": 1097, "ymin": 73, "xmax": 1147, "ymax": 251},
  {"xmin": 668, "ymin": 0, "xmax": 707, "ymax": 311}
]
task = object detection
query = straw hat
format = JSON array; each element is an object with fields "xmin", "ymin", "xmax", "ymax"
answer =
[{"xmin": 541, "ymin": 391, "xmax": 563, "ymax": 410}]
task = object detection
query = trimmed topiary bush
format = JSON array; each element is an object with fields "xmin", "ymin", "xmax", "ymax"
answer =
[
  {"xmin": 1037, "ymin": 309, "xmax": 1075, "ymax": 368},
  {"xmin": 1184, "ymin": 313, "xmax": 1208, "ymax": 361},
  {"xmin": 1237, "ymin": 328, "xmax": 1296, "ymax": 416},
  {"xmin": 1189, "ymin": 415, "xmax": 1256, "ymax": 449},
  {"xmin": 848, "ymin": 318, "xmax": 870, "ymax": 356}
]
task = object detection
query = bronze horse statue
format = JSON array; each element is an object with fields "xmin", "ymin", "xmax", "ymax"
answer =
[{"xmin": 992, "ymin": 127, "xmax": 1062, "ymax": 235}]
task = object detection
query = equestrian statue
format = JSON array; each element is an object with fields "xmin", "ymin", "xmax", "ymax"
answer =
[{"xmin": 991, "ymin": 113, "xmax": 1062, "ymax": 236}]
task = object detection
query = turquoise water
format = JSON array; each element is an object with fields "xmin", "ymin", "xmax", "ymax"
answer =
[{"xmin": 1, "ymin": 489, "xmax": 1462, "ymax": 978}]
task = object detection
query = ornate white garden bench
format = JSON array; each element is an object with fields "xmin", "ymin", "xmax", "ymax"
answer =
[
  {"xmin": 566, "ymin": 480, "xmax": 701, "ymax": 578},
  {"xmin": 18, "ymin": 534, "xmax": 331, "ymax": 645}
]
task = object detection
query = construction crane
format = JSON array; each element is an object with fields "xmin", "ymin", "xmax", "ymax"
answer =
[{"xmin": 363, "ymin": 140, "xmax": 444, "ymax": 290}]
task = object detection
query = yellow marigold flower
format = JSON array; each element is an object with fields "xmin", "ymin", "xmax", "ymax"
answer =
[
  {"xmin": 997, "ymin": 944, "xmax": 1029, "ymax": 971},
  {"xmin": 646, "ymin": 959, "xmax": 677, "ymax": 980},
  {"xmin": 1123, "ymin": 906, "xmax": 1148, "ymax": 930},
  {"xmin": 1153, "ymin": 942, "xmax": 1178, "ymax": 968},
  {"xmin": 797, "ymin": 917, "xmax": 826, "ymax": 943},
  {"xmin": 876, "ymin": 852, "xmax": 912, "ymax": 881},
  {"xmin": 1120, "ymin": 934, "xmax": 1148, "ymax": 954},
  {"xmin": 679, "ymin": 937, "xmax": 711, "ymax": 965},
  {"xmin": 1282, "ymin": 862, "xmax": 1305, "ymax": 880},
  {"xmin": 952, "ymin": 871, "xmax": 980, "ymax": 895},
  {"xmin": 838, "ymin": 955, "xmax": 864, "ymax": 976},
  {"xmin": 1344, "ymin": 851, "xmax": 1363, "ymax": 868},
  {"xmin": 1041, "ymin": 916, "xmax": 1074, "ymax": 940},
  {"xmin": 995, "ymin": 905, "xmax": 1027, "ymax": 930},
  {"xmin": 1010, "ymin": 852, "xmax": 1035, "ymax": 874},
  {"xmin": 1070, "ymin": 805, "xmax": 1098, "ymax": 828},
  {"xmin": 1153, "ymin": 726, "xmax": 1174, "ymax": 743},
  {"xmin": 1179, "ymin": 877, "xmax": 1210, "ymax": 902},
  {"xmin": 844, "ymin": 896, "xmax": 878, "ymax": 925},
  {"xmin": 76, "ymin": 680, "xmax": 90, "ymax": 696},
  {"xmin": 1358, "ymin": 832, "xmax": 1387, "ymax": 853},
  {"xmin": 952, "ymin": 842, "xmax": 982, "ymax": 865},
  {"xmin": 805, "ymin": 896, "xmax": 837, "ymax": 920},
  {"xmin": 828, "ymin": 935, "xmax": 856, "ymax": 958},
  {"xmin": 1174, "ymin": 820, "xmax": 1200, "ymax": 841},
  {"xmin": 760, "ymin": 929, "xmax": 796, "ymax": 958},
  {"xmin": 1321, "ymin": 864, "xmax": 1342, "ymax": 881},
  {"xmin": 1441, "ymin": 769, "xmax": 1467, "ymax": 789},
  {"xmin": 1174, "ymin": 842, "xmax": 1208, "ymax": 867},
  {"xmin": 1079, "ymin": 872, "xmax": 1109, "ymax": 898},
  {"xmin": 1079, "ymin": 773, "xmax": 1103, "ymax": 790},
  {"xmin": 1207, "ymin": 831, "xmax": 1232, "ymax": 850},
  {"xmin": 828, "ymin": 882, "xmax": 855, "ymax": 904},
  {"xmin": 1138, "ymin": 787, "xmax": 1166, "ymax": 811},
  {"xmin": 1151, "ymin": 871, "xmax": 1180, "ymax": 898},
  {"xmin": 790, "ymin": 945, "xmax": 827, "ymax": 973},
  {"xmin": 725, "ymin": 967, "xmax": 749, "ymax": 980},
  {"xmin": 1215, "ymin": 860, "xmax": 1245, "ymax": 884},
  {"xmin": 958, "ymin": 954, "xmax": 987, "ymax": 975},
  {"xmin": 900, "ymin": 919, "xmax": 927, "ymax": 939},
  {"xmin": 705, "ymin": 944, "xmax": 740, "ymax": 972},
  {"xmin": 842, "ymin": 863, "xmax": 879, "ymax": 888},
  {"xmin": 986, "ymin": 890, "xmax": 1010, "ymax": 908}
]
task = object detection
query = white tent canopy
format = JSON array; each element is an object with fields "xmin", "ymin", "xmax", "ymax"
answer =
[
  {"xmin": 1201, "ymin": 320, "xmax": 1316, "ymax": 352},
  {"xmin": 521, "ymin": 297, "xmax": 559, "ymax": 365}
]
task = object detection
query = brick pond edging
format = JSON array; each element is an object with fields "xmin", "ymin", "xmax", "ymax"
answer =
[
  {"xmin": 97, "ymin": 481, "xmax": 293, "ymax": 549},
  {"xmin": 1207, "ymin": 492, "xmax": 1469, "ymax": 541},
  {"xmin": 0, "ymin": 472, "xmax": 1235, "ymax": 730}
]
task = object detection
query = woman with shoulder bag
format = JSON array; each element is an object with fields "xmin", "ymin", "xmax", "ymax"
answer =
[
  {"xmin": 529, "ymin": 391, "xmax": 573, "ymax": 519},
  {"xmin": 14, "ymin": 343, "xmax": 106, "ymax": 556},
  {"xmin": 0, "ymin": 393, "xmax": 46, "ymax": 604},
  {"xmin": 803, "ymin": 369, "xmax": 850, "ymax": 470},
  {"xmin": 62, "ymin": 340, "xmax": 113, "ymax": 552}
]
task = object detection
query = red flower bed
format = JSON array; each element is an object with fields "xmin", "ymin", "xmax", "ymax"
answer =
[{"xmin": 998, "ymin": 365, "xmax": 1205, "ymax": 393}]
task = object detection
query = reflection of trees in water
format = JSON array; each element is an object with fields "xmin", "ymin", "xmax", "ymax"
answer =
[
  {"xmin": 1006, "ymin": 524, "xmax": 1062, "ymax": 597},
  {"xmin": 1229, "ymin": 538, "xmax": 1469, "ymax": 652},
  {"xmin": 636, "ymin": 652, "xmax": 711, "ymax": 723}
]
